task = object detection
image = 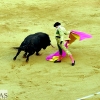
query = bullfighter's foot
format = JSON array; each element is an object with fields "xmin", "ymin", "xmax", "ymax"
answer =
[
  {"xmin": 72, "ymin": 60, "xmax": 75, "ymax": 66},
  {"xmin": 54, "ymin": 60, "xmax": 61, "ymax": 63}
]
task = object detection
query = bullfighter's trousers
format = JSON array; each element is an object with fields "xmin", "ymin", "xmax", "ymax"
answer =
[{"xmin": 57, "ymin": 42, "xmax": 72, "ymax": 55}]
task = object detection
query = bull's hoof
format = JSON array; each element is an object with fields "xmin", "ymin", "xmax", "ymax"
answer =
[
  {"xmin": 36, "ymin": 53, "xmax": 41, "ymax": 56},
  {"xmin": 23, "ymin": 55, "xmax": 27, "ymax": 58},
  {"xmin": 26, "ymin": 59, "xmax": 29, "ymax": 62},
  {"xmin": 13, "ymin": 57, "xmax": 16, "ymax": 60}
]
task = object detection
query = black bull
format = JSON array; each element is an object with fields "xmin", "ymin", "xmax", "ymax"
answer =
[{"xmin": 13, "ymin": 32, "xmax": 52, "ymax": 62}]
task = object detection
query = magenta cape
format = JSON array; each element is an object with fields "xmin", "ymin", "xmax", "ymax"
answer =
[{"xmin": 46, "ymin": 30, "xmax": 92, "ymax": 61}]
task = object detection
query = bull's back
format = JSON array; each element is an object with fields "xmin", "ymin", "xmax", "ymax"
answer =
[
  {"xmin": 20, "ymin": 34, "xmax": 35, "ymax": 46},
  {"xmin": 34, "ymin": 32, "xmax": 51, "ymax": 49},
  {"xmin": 34, "ymin": 32, "xmax": 51, "ymax": 43},
  {"xmin": 19, "ymin": 32, "xmax": 51, "ymax": 50}
]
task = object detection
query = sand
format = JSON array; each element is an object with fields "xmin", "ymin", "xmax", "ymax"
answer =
[{"xmin": 0, "ymin": 0, "xmax": 100, "ymax": 100}]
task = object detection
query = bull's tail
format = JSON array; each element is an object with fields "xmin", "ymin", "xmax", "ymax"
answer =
[
  {"xmin": 13, "ymin": 47, "xmax": 20, "ymax": 49},
  {"xmin": 13, "ymin": 46, "xmax": 27, "ymax": 50}
]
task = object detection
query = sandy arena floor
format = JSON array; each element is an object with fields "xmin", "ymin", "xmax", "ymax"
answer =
[{"xmin": 0, "ymin": 0, "xmax": 100, "ymax": 100}]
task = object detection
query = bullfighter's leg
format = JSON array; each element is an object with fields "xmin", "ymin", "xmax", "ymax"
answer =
[
  {"xmin": 26, "ymin": 51, "xmax": 35, "ymax": 62},
  {"xmin": 13, "ymin": 49, "xmax": 21, "ymax": 60}
]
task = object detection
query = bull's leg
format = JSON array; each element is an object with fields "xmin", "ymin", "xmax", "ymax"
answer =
[
  {"xmin": 36, "ymin": 52, "xmax": 41, "ymax": 56},
  {"xmin": 26, "ymin": 52, "xmax": 35, "ymax": 62},
  {"xmin": 23, "ymin": 52, "xmax": 27, "ymax": 58},
  {"xmin": 36, "ymin": 49, "xmax": 41, "ymax": 56},
  {"xmin": 13, "ymin": 49, "xmax": 21, "ymax": 60}
]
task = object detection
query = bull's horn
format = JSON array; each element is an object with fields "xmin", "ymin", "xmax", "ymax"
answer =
[{"xmin": 50, "ymin": 44, "xmax": 55, "ymax": 48}]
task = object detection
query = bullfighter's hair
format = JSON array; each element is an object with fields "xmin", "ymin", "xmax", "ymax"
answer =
[{"xmin": 54, "ymin": 22, "xmax": 61, "ymax": 27}]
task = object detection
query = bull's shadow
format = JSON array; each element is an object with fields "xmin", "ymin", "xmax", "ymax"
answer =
[{"xmin": 13, "ymin": 32, "xmax": 52, "ymax": 62}]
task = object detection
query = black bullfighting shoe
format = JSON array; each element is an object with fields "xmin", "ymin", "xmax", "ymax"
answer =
[
  {"xmin": 72, "ymin": 60, "xmax": 75, "ymax": 66},
  {"xmin": 54, "ymin": 60, "xmax": 61, "ymax": 63}
]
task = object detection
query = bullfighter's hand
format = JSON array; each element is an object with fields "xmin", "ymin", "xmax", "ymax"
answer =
[{"xmin": 60, "ymin": 41, "xmax": 63, "ymax": 44}]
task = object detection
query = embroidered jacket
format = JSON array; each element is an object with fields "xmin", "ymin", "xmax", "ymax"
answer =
[{"xmin": 55, "ymin": 25, "xmax": 70, "ymax": 42}]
